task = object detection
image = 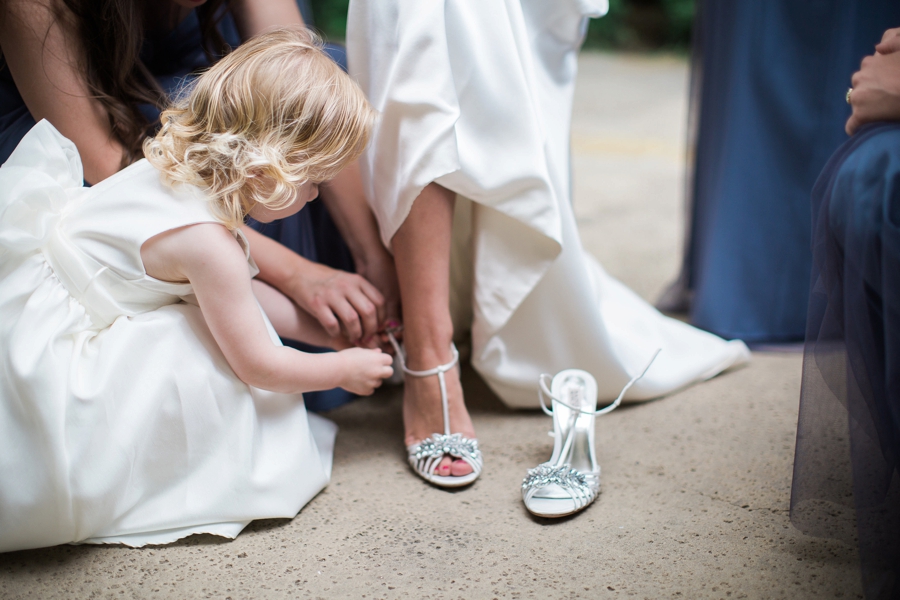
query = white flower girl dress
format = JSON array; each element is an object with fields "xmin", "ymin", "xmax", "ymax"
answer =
[{"xmin": 0, "ymin": 121, "xmax": 336, "ymax": 552}]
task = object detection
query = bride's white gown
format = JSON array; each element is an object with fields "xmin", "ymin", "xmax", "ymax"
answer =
[
  {"xmin": 348, "ymin": 0, "xmax": 750, "ymax": 408},
  {"xmin": 0, "ymin": 121, "xmax": 335, "ymax": 552}
]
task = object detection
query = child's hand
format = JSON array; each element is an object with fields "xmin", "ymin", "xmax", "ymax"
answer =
[{"xmin": 338, "ymin": 348, "xmax": 394, "ymax": 395}]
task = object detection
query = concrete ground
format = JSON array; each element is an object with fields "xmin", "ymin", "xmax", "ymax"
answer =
[{"xmin": 0, "ymin": 53, "xmax": 862, "ymax": 599}]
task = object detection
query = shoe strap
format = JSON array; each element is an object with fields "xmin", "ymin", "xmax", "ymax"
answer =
[
  {"xmin": 387, "ymin": 328, "xmax": 459, "ymax": 437},
  {"xmin": 538, "ymin": 348, "xmax": 661, "ymax": 417}
]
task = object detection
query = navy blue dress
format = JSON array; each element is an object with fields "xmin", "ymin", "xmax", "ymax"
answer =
[
  {"xmin": 0, "ymin": 6, "xmax": 355, "ymax": 411},
  {"xmin": 791, "ymin": 123, "xmax": 900, "ymax": 600},
  {"xmin": 674, "ymin": 1, "xmax": 900, "ymax": 343}
]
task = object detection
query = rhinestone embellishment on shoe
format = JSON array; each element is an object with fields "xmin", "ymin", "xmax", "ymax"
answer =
[
  {"xmin": 410, "ymin": 433, "xmax": 481, "ymax": 462},
  {"xmin": 521, "ymin": 463, "xmax": 600, "ymax": 515},
  {"xmin": 522, "ymin": 464, "xmax": 592, "ymax": 492}
]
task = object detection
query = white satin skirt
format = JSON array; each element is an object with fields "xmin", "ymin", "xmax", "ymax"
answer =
[{"xmin": 348, "ymin": 0, "xmax": 749, "ymax": 408}]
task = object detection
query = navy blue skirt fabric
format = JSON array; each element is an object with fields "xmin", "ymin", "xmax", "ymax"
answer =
[
  {"xmin": 0, "ymin": 5, "xmax": 355, "ymax": 412},
  {"xmin": 790, "ymin": 123, "xmax": 900, "ymax": 599},
  {"xmin": 682, "ymin": 1, "xmax": 900, "ymax": 343}
]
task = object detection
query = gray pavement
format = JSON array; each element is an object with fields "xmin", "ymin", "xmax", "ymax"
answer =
[{"xmin": 0, "ymin": 52, "xmax": 862, "ymax": 599}]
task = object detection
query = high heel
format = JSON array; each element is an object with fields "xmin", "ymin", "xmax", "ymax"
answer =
[
  {"xmin": 387, "ymin": 330, "xmax": 482, "ymax": 488},
  {"xmin": 522, "ymin": 350, "xmax": 660, "ymax": 518}
]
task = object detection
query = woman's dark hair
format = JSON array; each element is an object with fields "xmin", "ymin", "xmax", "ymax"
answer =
[{"xmin": 59, "ymin": 0, "xmax": 231, "ymax": 168}]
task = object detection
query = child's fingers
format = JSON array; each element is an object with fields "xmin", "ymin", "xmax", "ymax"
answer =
[
  {"xmin": 352, "ymin": 378, "xmax": 375, "ymax": 396},
  {"xmin": 365, "ymin": 374, "xmax": 384, "ymax": 393}
]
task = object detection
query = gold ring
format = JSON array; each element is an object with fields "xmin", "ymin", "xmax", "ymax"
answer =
[{"xmin": 846, "ymin": 87, "xmax": 853, "ymax": 104}]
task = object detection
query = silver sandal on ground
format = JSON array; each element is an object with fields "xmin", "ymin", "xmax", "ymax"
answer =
[
  {"xmin": 388, "ymin": 331, "xmax": 482, "ymax": 488},
  {"xmin": 523, "ymin": 350, "xmax": 660, "ymax": 518}
]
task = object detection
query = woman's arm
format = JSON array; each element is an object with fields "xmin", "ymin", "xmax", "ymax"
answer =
[
  {"xmin": 0, "ymin": 0, "xmax": 123, "ymax": 183},
  {"xmin": 250, "ymin": 278, "xmax": 353, "ymax": 350},
  {"xmin": 231, "ymin": 0, "xmax": 401, "ymax": 326},
  {"xmin": 229, "ymin": 0, "xmax": 306, "ymax": 37},
  {"xmin": 242, "ymin": 226, "xmax": 385, "ymax": 345},
  {"xmin": 319, "ymin": 161, "xmax": 401, "ymax": 322},
  {"xmin": 143, "ymin": 223, "xmax": 393, "ymax": 395}
]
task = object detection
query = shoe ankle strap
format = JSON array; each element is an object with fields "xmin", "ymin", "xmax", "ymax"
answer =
[
  {"xmin": 538, "ymin": 349, "xmax": 661, "ymax": 417},
  {"xmin": 386, "ymin": 327, "xmax": 459, "ymax": 437},
  {"xmin": 386, "ymin": 329, "xmax": 459, "ymax": 378}
]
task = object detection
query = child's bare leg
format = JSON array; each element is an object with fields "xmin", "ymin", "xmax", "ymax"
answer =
[
  {"xmin": 391, "ymin": 183, "xmax": 474, "ymax": 477},
  {"xmin": 252, "ymin": 279, "xmax": 351, "ymax": 350}
]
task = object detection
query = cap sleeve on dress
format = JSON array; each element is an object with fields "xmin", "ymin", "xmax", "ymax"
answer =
[{"xmin": 233, "ymin": 227, "xmax": 260, "ymax": 278}]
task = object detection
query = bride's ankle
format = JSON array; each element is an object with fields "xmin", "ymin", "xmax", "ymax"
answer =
[
  {"xmin": 402, "ymin": 335, "xmax": 456, "ymax": 371},
  {"xmin": 400, "ymin": 316, "xmax": 453, "ymax": 364}
]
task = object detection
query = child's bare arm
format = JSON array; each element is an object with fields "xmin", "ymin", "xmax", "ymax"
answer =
[{"xmin": 142, "ymin": 223, "xmax": 393, "ymax": 395}]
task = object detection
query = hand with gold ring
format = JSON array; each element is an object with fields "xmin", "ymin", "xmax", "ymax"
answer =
[{"xmin": 845, "ymin": 30, "xmax": 900, "ymax": 135}]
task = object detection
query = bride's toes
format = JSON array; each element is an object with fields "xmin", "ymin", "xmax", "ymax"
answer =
[
  {"xmin": 450, "ymin": 458, "xmax": 473, "ymax": 477},
  {"xmin": 435, "ymin": 456, "xmax": 453, "ymax": 476},
  {"xmin": 435, "ymin": 456, "xmax": 472, "ymax": 478}
]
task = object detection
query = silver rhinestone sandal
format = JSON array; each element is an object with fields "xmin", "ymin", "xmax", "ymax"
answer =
[
  {"xmin": 523, "ymin": 350, "xmax": 660, "ymax": 518},
  {"xmin": 387, "ymin": 330, "xmax": 482, "ymax": 488}
]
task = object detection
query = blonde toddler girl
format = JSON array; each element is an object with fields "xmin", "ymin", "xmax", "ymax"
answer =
[{"xmin": 0, "ymin": 27, "xmax": 390, "ymax": 552}]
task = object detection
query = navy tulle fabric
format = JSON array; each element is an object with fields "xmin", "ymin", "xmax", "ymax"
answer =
[
  {"xmin": 0, "ymin": 4, "xmax": 355, "ymax": 411},
  {"xmin": 677, "ymin": 1, "xmax": 900, "ymax": 343},
  {"xmin": 791, "ymin": 123, "xmax": 900, "ymax": 599}
]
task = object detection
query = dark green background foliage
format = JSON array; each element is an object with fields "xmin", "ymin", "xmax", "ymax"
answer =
[
  {"xmin": 308, "ymin": 0, "xmax": 695, "ymax": 50},
  {"xmin": 308, "ymin": 0, "xmax": 351, "ymax": 42},
  {"xmin": 584, "ymin": 0, "xmax": 694, "ymax": 50}
]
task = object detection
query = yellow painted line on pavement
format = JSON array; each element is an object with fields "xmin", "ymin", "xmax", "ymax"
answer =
[{"xmin": 571, "ymin": 135, "xmax": 685, "ymax": 161}]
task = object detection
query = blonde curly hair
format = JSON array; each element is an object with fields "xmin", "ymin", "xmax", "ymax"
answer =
[{"xmin": 144, "ymin": 27, "xmax": 375, "ymax": 229}]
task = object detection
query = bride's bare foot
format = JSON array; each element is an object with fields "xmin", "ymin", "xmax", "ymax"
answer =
[{"xmin": 402, "ymin": 346, "xmax": 476, "ymax": 478}]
